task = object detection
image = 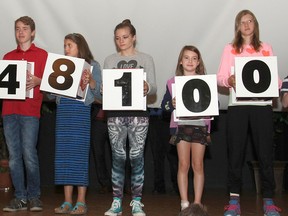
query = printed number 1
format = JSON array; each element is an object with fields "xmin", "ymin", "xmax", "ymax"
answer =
[
  {"xmin": 0, "ymin": 64, "xmax": 20, "ymax": 94},
  {"xmin": 114, "ymin": 72, "xmax": 132, "ymax": 106}
]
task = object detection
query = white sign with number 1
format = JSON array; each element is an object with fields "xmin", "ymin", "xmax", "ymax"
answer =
[{"xmin": 102, "ymin": 69, "xmax": 146, "ymax": 110}]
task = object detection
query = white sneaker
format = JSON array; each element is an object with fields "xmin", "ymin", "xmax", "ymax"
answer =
[
  {"xmin": 104, "ymin": 198, "xmax": 122, "ymax": 216},
  {"xmin": 130, "ymin": 198, "xmax": 146, "ymax": 216}
]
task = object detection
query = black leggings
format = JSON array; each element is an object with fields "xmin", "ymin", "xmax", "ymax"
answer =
[{"xmin": 227, "ymin": 105, "xmax": 275, "ymax": 198}]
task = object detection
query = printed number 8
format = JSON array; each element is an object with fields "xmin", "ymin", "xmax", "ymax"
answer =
[{"xmin": 48, "ymin": 58, "xmax": 74, "ymax": 90}]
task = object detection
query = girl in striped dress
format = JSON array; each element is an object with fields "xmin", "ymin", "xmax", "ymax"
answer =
[{"xmin": 54, "ymin": 33, "xmax": 102, "ymax": 215}]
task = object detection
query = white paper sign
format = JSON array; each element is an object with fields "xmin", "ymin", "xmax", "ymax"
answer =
[
  {"xmin": 40, "ymin": 53, "xmax": 90, "ymax": 99},
  {"xmin": 172, "ymin": 84, "xmax": 214, "ymax": 123},
  {"xmin": 0, "ymin": 60, "xmax": 27, "ymax": 99},
  {"xmin": 26, "ymin": 62, "xmax": 34, "ymax": 98},
  {"xmin": 75, "ymin": 65, "xmax": 93, "ymax": 102},
  {"xmin": 174, "ymin": 75, "xmax": 219, "ymax": 118},
  {"xmin": 231, "ymin": 88, "xmax": 272, "ymax": 105},
  {"xmin": 102, "ymin": 68, "xmax": 146, "ymax": 110},
  {"xmin": 235, "ymin": 56, "xmax": 279, "ymax": 98}
]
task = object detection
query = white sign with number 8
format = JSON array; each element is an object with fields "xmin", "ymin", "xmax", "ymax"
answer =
[{"xmin": 40, "ymin": 53, "xmax": 90, "ymax": 99}]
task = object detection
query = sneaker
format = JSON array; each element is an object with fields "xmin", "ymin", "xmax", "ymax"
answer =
[
  {"xmin": 104, "ymin": 197, "xmax": 122, "ymax": 216},
  {"xmin": 29, "ymin": 198, "xmax": 43, "ymax": 212},
  {"xmin": 130, "ymin": 197, "xmax": 145, "ymax": 216},
  {"xmin": 224, "ymin": 198, "xmax": 240, "ymax": 216},
  {"xmin": 3, "ymin": 198, "xmax": 27, "ymax": 212},
  {"xmin": 263, "ymin": 199, "xmax": 281, "ymax": 216}
]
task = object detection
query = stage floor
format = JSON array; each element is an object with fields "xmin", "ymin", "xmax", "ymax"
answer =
[{"xmin": 0, "ymin": 187, "xmax": 287, "ymax": 216}]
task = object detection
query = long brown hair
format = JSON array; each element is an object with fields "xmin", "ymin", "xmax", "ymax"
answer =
[
  {"xmin": 232, "ymin": 9, "xmax": 261, "ymax": 53},
  {"xmin": 64, "ymin": 33, "xmax": 94, "ymax": 64},
  {"xmin": 175, "ymin": 45, "xmax": 206, "ymax": 76}
]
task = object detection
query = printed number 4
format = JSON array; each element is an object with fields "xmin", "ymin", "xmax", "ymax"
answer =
[{"xmin": 0, "ymin": 64, "xmax": 20, "ymax": 94}]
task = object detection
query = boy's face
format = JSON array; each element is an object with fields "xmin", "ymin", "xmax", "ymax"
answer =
[{"xmin": 15, "ymin": 21, "xmax": 35, "ymax": 44}]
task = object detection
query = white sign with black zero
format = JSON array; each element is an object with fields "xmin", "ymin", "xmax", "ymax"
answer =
[
  {"xmin": 174, "ymin": 75, "xmax": 219, "ymax": 120},
  {"xmin": 234, "ymin": 56, "xmax": 279, "ymax": 99},
  {"xmin": 102, "ymin": 68, "xmax": 146, "ymax": 110},
  {"xmin": 0, "ymin": 60, "xmax": 27, "ymax": 99}
]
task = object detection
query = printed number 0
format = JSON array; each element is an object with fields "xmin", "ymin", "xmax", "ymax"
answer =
[
  {"xmin": 242, "ymin": 60, "xmax": 271, "ymax": 93},
  {"xmin": 182, "ymin": 79, "xmax": 211, "ymax": 113},
  {"xmin": 48, "ymin": 58, "xmax": 75, "ymax": 90}
]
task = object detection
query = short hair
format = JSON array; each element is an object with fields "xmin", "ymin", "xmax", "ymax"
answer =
[
  {"xmin": 178, "ymin": 204, "xmax": 209, "ymax": 216},
  {"xmin": 15, "ymin": 16, "xmax": 36, "ymax": 41}
]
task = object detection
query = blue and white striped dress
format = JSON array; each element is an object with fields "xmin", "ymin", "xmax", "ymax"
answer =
[{"xmin": 54, "ymin": 97, "xmax": 90, "ymax": 186}]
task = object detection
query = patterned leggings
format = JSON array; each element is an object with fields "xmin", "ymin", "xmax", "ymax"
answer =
[{"xmin": 107, "ymin": 116, "xmax": 149, "ymax": 199}]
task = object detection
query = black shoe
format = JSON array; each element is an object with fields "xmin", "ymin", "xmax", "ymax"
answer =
[
  {"xmin": 3, "ymin": 198, "xmax": 28, "ymax": 212},
  {"xmin": 29, "ymin": 198, "xmax": 43, "ymax": 212}
]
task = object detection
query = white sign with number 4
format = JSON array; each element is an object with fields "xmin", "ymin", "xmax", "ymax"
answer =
[{"xmin": 0, "ymin": 60, "xmax": 27, "ymax": 100}]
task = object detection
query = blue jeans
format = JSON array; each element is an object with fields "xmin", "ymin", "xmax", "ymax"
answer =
[{"xmin": 3, "ymin": 114, "xmax": 41, "ymax": 200}]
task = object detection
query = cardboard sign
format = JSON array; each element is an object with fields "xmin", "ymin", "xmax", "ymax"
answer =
[
  {"xmin": 26, "ymin": 62, "xmax": 34, "ymax": 98},
  {"xmin": 235, "ymin": 56, "xmax": 279, "ymax": 98},
  {"xmin": 103, "ymin": 69, "xmax": 146, "ymax": 110},
  {"xmin": 174, "ymin": 75, "xmax": 219, "ymax": 119},
  {"xmin": 40, "ymin": 53, "xmax": 91, "ymax": 100},
  {"xmin": 0, "ymin": 60, "xmax": 27, "ymax": 99}
]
